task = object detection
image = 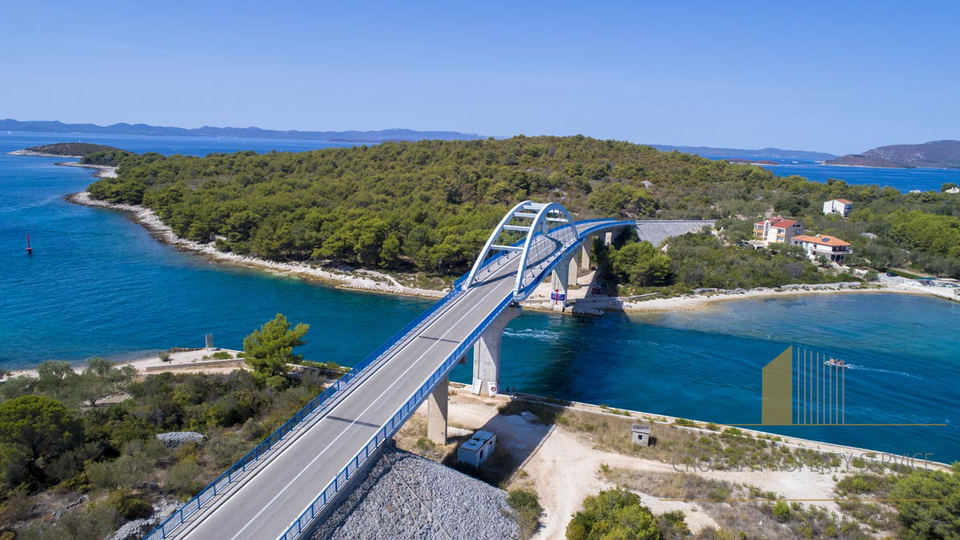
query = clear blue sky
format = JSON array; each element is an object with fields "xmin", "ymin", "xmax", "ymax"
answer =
[{"xmin": 2, "ymin": 1, "xmax": 957, "ymax": 154}]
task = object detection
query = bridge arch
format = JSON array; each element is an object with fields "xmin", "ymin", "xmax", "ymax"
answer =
[{"xmin": 465, "ymin": 200, "xmax": 579, "ymax": 296}]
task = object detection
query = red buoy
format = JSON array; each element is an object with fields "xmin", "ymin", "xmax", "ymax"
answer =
[{"xmin": 26, "ymin": 234, "xmax": 32, "ymax": 254}]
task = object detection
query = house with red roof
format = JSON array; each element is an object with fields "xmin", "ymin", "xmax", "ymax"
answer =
[
  {"xmin": 753, "ymin": 216, "xmax": 803, "ymax": 246},
  {"xmin": 823, "ymin": 199, "xmax": 853, "ymax": 217},
  {"xmin": 791, "ymin": 234, "xmax": 852, "ymax": 262}
]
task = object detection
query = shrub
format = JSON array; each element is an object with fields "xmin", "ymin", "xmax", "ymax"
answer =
[
  {"xmin": 107, "ymin": 490, "xmax": 153, "ymax": 520},
  {"xmin": 414, "ymin": 437, "xmax": 436, "ymax": 453},
  {"xmin": 566, "ymin": 488, "xmax": 658, "ymax": 540},
  {"xmin": 159, "ymin": 353, "xmax": 172, "ymax": 363},
  {"xmin": 164, "ymin": 459, "xmax": 204, "ymax": 500},
  {"xmin": 772, "ymin": 500, "xmax": 791, "ymax": 523},
  {"xmin": 507, "ymin": 488, "xmax": 542, "ymax": 539},
  {"xmin": 210, "ymin": 351, "xmax": 233, "ymax": 360}
]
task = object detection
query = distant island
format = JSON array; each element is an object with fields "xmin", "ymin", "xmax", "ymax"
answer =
[
  {"xmin": 726, "ymin": 158, "xmax": 779, "ymax": 165},
  {"xmin": 650, "ymin": 144, "xmax": 836, "ymax": 161},
  {"xmin": 0, "ymin": 118, "xmax": 486, "ymax": 143},
  {"xmin": 826, "ymin": 140, "xmax": 960, "ymax": 169},
  {"xmin": 7, "ymin": 142, "xmax": 125, "ymax": 158},
  {"xmin": 9, "ymin": 142, "xmax": 133, "ymax": 175}
]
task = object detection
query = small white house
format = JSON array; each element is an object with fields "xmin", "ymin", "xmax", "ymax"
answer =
[
  {"xmin": 457, "ymin": 430, "xmax": 497, "ymax": 467},
  {"xmin": 823, "ymin": 199, "xmax": 853, "ymax": 217},
  {"xmin": 945, "ymin": 187, "xmax": 960, "ymax": 194}
]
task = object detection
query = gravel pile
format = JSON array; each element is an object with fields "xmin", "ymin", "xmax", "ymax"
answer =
[
  {"xmin": 155, "ymin": 431, "xmax": 206, "ymax": 448},
  {"xmin": 312, "ymin": 447, "xmax": 519, "ymax": 540}
]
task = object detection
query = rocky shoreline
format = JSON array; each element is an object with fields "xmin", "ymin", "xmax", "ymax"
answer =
[
  {"xmin": 66, "ymin": 192, "xmax": 958, "ymax": 311},
  {"xmin": 57, "ymin": 162, "xmax": 118, "ymax": 178},
  {"xmin": 66, "ymin": 192, "xmax": 447, "ymax": 298},
  {"xmin": 7, "ymin": 149, "xmax": 84, "ymax": 158}
]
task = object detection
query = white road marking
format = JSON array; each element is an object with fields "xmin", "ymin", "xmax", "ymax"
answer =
[{"xmin": 224, "ymin": 269, "xmax": 511, "ymax": 540}]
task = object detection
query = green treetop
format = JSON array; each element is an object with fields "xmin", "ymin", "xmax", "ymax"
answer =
[{"xmin": 243, "ymin": 314, "xmax": 309, "ymax": 387}]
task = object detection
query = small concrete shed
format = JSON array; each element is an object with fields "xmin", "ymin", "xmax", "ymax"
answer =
[
  {"xmin": 457, "ymin": 430, "xmax": 497, "ymax": 467},
  {"xmin": 631, "ymin": 424, "xmax": 651, "ymax": 447}
]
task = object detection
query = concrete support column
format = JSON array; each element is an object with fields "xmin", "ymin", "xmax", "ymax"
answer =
[
  {"xmin": 427, "ymin": 375, "xmax": 448, "ymax": 445},
  {"xmin": 604, "ymin": 231, "xmax": 613, "ymax": 246},
  {"xmin": 472, "ymin": 306, "xmax": 522, "ymax": 396},
  {"xmin": 550, "ymin": 259, "xmax": 570, "ymax": 312},
  {"xmin": 580, "ymin": 242, "xmax": 591, "ymax": 271},
  {"xmin": 567, "ymin": 254, "xmax": 579, "ymax": 287}
]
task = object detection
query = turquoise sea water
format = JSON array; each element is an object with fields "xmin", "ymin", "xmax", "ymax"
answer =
[{"xmin": 1, "ymin": 132, "xmax": 957, "ymax": 461}]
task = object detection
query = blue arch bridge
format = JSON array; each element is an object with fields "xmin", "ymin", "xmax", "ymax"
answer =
[{"xmin": 144, "ymin": 202, "xmax": 705, "ymax": 540}]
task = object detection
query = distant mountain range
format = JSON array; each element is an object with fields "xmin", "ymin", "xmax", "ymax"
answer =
[
  {"xmin": 649, "ymin": 144, "xmax": 836, "ymax": 161},
  {"xmin": 826, "ymin": 140, "xmax": 960, "ymax": 169},
  {"xmin": 0, "ymin": 119, "xmax": 485, "ymax": 143}
]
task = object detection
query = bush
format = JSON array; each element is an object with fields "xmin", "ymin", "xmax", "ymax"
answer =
[
  {"xmin": 107, "ymin": 490, "xmax": 153, "ymax": 520},
  {"xmin": 210, "ymin": 351, "xmax": 233, "ymax": 360},
  {"xmin": 890, "ymin": 466, "xmax": 960, "ymax": 539},
  {"xmin": 164, "ymin": 459, "xmax": 204, "ymax": 500},
  {"xmin": 566, "ymin": 488, "xmax": 658, "ymax": 540},
  {"xmin": 772, "ymin": 500, "xmax": 791, "ymax": 523},
  {"xmin": 159, "ymin": 353, "xmax": 172, "ymax": 363},
  {"xmin": 507, "ymin": 488, "xmax": 542, "ymax": 539}
]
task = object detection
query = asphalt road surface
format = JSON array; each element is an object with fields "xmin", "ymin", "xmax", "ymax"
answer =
[{"xmin": 172, "ymin": 221, "xmax": 620, "ymax": 540}]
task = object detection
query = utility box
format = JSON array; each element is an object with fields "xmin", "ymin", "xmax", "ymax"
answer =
[
  {"xmin": 457, "ymin": 430, "xmax": 497, "ymax": 467},
  {"xmin": 631, "ymin": 424, "xmax": 651, "ymax": 447}
]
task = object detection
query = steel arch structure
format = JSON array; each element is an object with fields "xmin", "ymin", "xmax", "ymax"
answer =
[{"xmin": 465, "ymin": 200, "xmax": 579, "ymax": 297}]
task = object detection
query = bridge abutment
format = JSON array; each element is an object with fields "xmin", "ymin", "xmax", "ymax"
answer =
[{"xmin": 472, "ymin": 306, "xmax": 522, "ymax": 396}]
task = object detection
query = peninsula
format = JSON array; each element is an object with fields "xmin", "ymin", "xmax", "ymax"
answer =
[{"xmin": 826, "ymin": 139, "xmax": 960, "ymax": 169}]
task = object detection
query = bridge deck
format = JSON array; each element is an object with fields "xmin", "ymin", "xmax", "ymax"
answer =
[{"xmin": 171, "ymin": 220, "xmax": 620, "ymax": 540}]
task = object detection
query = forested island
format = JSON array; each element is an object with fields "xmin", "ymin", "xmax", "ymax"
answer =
[
  {"xmin": 10, "ymin": 143, "xmax": 133, "ymax": 167},
  {"xmin": 85, "ymin": 136, "xmax": 960, "ymax": 288}
]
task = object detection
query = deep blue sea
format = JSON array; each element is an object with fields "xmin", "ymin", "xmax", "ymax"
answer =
[{"xmin": 1, "ymin": 132, "xmax": 957, "ymax": 461}]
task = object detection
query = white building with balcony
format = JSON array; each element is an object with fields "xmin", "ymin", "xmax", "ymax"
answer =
[
  {"xmin": 753, "ymin": 216, "xmax": 803, "ymax": 246},
  {"xmin": 791, "ymin": 234, "xmax": 852, "ymax": 262},
  {"xmin": 823, "ymin": 199, "xmax": 853, "ymax": 217}
]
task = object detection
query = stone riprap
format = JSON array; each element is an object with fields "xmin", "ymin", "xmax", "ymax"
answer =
[{"xmin": 312, "ymin": 447, "xmax": 520, "ymax": 540}]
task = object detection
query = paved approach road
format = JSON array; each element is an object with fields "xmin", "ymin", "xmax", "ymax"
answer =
[{"xmin": 173, "ymin": 220, "xmax": 620, "ymax": 540}]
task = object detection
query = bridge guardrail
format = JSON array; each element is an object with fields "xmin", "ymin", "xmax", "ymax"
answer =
[
  {"xmin": 143, "ymin": 280, "xmax": 470, "ymax": 540},
  {"xmin": 145, "ymin": 218, "xmax": 635, "ymax": 540},
  {"xmin": 277, "ymin": 293, "xmax": 516, "ymax": 540}
]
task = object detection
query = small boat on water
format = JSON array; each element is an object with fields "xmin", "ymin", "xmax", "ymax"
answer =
[{"xmin": 824, "ymin": 358, "xmax": 848, "ymax": 368}]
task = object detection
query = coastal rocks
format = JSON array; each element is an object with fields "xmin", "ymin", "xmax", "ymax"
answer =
[
  {"xmin": 66, "ymin": 192, "xmax": 446, "ymax": 299},
  {"xmin": 312, "ymin": 447, "xmax": 520, "ymax": 540},
  {"xmin": 105, "ymin": 499, "xmax": 179, "ymax": 540},
  {"xmin": 155, "ymin": 431, "xmax": 206, "ymax": 448},
  {"xmin": 571, "ymin": 305, "xmax": 604, "ymax": 316},
  {"xmin": 778, "ymin": 282, "xmax": 862, "ymax": 291}
]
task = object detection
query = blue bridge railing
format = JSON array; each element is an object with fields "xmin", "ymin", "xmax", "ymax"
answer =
[
  {"xmin": 277, "ymin": 293, "xmax": 516, "ymax": 540},
  {"xmin": 143, "ymin": 280, "xmax": 469, "ymax": 540},
  {"xmin": 144, "ymin": 219, "xmax": 633, "ymax": 540}
]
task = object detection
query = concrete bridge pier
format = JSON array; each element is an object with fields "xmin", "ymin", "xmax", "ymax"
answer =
[
  {"xmin": 580, "ymin": 242, "xmax": 591, "ymax": 272},
  {"xmin": 472, "ymin": 305, "xmax": 522, "ymax": 396},
  {"xmin": 550, "ymin": 258, "xmax": 573, "ymax": 311},
  {"xmin": 427, "ymin": 375, "xmax": 449, "ymax": 445}
]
